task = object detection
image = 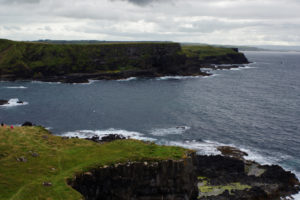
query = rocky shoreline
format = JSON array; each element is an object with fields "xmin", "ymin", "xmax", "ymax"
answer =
[
  {"xmin": 66, "ymin": 134, "xmax": 300, "ymax": 200},
  {"xmin": 0, "ymin": 69, "xmax": 211, "ymax": 84}
]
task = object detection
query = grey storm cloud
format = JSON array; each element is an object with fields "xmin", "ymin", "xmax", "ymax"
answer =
[{"xmin": 0, "ymin": 0, "xmax": 299, "ymax": 45}]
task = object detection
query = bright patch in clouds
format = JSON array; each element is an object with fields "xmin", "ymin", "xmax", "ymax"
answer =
[{"xmin": 0, "ymin": 0, "xmax": 299, "ymax": 45}]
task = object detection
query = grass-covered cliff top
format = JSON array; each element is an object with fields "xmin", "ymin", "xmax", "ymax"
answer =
[
  {"xmin": 0, "ymin": 39, "xmax": 245, "ymax": 79},
  {"xmin": 181, "ymin": 45, "xmax": 239, "ymax": 60},
  {"xmin": 0, "ymin": 39, "xmax": 181, "ymax": 78},
  {"xmin": 0, "ymin": 126, "xmax": 188, "ymax": 200}
]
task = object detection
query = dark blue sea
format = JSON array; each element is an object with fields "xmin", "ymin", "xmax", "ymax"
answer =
[{"xmin": 1, "ymin": 51, "xmax": 300, "ymax": 197}]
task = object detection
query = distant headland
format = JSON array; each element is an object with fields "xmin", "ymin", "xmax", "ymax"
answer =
[{"xmin": 0, "ymin": 39, "xmax": 248, "ymax": 83}]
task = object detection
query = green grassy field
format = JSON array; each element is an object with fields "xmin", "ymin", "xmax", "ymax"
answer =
[
  {"xmin": 181, "ymin": 45, "xmax": 239, "ymax": 60},
  {"xmin": 0, "ymin": 126, "xmax": 188, "ymax": 200}
]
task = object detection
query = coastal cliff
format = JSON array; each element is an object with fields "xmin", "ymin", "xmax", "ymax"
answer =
[
  {"xmin": 0, "ymin": 39, "xmax": 248, "ymax": 83},
  {"xmin": 68, "ymin": 157, "xmax": 198, "ymax": 200},
  {"xmin": 1, "ymin": 126, "xmax": 297, "ymax": 200},
  {"xmin": 69, "ymin": 151, "xmax": 300, "ymax": 200}
]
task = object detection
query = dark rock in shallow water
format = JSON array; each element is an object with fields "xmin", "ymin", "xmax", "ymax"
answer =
[
  {"xmin": 101, "ymin": 134, "xmax": 126, "ymax": 142},
  {"xmin": 0, "ymin": 99, "xmax": 8, "ymax": 105},
  {"xmin": 17, "ymin": 100, "xmax": 23, "ymax": 104},
  {"xmin": 195, "ymin": 154, "xmax": 300, "ymax": 199},
  {"xmin": 22, "ymin": 121, "xmax": 33, "ymax": 126},
  {"xmin": 217, "ymin": 146, "xmax": 248, "ymax": 160},
  {"xmin": 86, "ymin": 134, "xmax": 126, "ymax": 143}
]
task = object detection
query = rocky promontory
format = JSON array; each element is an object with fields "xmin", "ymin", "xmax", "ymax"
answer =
[
  {"xmin": 68, "ymin": 146, "xmax": 300, "ymax": 200},
  {"xmin": 0, "ymin": 39, "xmax": 248, "ymax": 83}
]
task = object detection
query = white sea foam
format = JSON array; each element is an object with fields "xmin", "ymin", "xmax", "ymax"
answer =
[
  {"xmin": 31, "ymin": 81, "xmax": 61, "ymax": 84},
  {"xmin": 0, "ymin": 98, "xmax": 28, "ymax": 107},
  {"xmin": 62, "ymin": 128, "xmax": 156, "ymax": 141},
  {"xmin": 155, "ymin": 76, "xmax": 202, "ymax": 80},
  {"xmin": 203, "ymin": 74, "xmax": 219, "ymax": 78},
  {"xmin": 230, "ymin": 66, "xmax": 256, "ymax": 71},
  {"xmin": 166, "ymin": 140, "xmax": 224, "ymax": 155},
  {"xmin": 4, "ymin": 86, "xmax": 27, "ymax": 89},
  {"xmin": 117, "ymin": 77, "xmax": 137, "ymax": 81},
  {"xmin": 149, "ymin": 126, "xmax": 190, "ymax": 136},
  {"xmin": 71, "ymin": 79, "xmax": 100, "ymax": 85},
  {"xmin": 164, "ymin": 139, "xmax": 285, "ymax": 166},
  {"xmin": 292, "ymin": 192, "xmax": 300, "ymax": 200}
]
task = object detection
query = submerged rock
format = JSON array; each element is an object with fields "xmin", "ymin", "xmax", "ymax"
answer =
[
  {"xmin": 217, "ymin": 146, "xmax": 248, "ymax": 160},
  {"xmin": 86, "ymin": 134, "xmax": 126, "ymax": 143},
  {"xmin": 0, "ymin": 99, "xmax": 8, "ymax": 105}
]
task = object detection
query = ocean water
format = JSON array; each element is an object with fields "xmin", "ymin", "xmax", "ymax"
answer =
[{"xmin": 1, "ymin": 51, "xmax": 300, "ymax": 197}]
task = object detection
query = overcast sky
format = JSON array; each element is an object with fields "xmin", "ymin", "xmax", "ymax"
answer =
[{"xmin": 0, "ymin": 0, "xmax": 300, "ymax": 45}]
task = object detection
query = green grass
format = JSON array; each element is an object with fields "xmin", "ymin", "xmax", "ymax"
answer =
[
  {"xmin": 0, "ymin": 126, "xmax": 188, "ymax": 200},
  {"xmin": 181, "ymin": 45, "xmax": 238, "ymax": 60}
]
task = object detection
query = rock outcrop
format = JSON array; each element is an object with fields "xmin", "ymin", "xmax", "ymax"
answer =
[
  {"xmin": 68, "ymin": 155, "xmax": 198, "ymax": 200},
  {"xmin": 68, "ymin": 148, "xmax": 300, "ymax": 200}
]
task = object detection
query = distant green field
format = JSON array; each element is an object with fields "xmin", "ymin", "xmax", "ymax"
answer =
[
  {"xmin": 181, "ymin": 45, "xmax": 239, "ymax": 60},
  {"xmin": 0, "ymin": 126, "xmax": 188, "ymax": 200}
]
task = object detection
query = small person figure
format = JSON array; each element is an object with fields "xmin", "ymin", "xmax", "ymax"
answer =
[
  {"xmin": 10, "ymin": 125, "xmax": 14, "ymax": 129},
  {"xmin": 1, "ymin": 122, "xmax": 3, "ymax": 127}
]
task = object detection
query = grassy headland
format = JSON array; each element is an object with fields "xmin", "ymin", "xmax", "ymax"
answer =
[
  {"xmin": 0, "ymin": 39, "xmax": 247, "ymax": 81},
  {"xmin": 0, "ymin": 126, "xmax": 188, "ymax": 200}
]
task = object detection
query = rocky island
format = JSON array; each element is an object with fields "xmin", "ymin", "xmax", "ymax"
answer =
[
  {"xmin": 0, "ymin": 39, "xmax": 248, "ymax": 83},
  {"xmin": 0, "ymin": 126, "xmax": 299, "ymax": 200}
]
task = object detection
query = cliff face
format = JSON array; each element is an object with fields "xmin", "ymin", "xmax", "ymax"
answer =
[
  {"xmin": 0, "ymin": 39, "xmax": 248, "ymax": 82},
  {"xmin": 68, "ymin": 156, "xmax": 198, "ymax": 200},
  {"xmin": 68, "ymin": 151, "xmax": 300, "ymax": 200}
]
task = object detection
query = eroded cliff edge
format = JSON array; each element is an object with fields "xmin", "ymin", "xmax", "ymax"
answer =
[
  {"xmin": 68, "ymin": 148, "xmax": 300, "ymax": 200},
  {"xmin": 0, "ymin": 39, "xmax": 248, "ymax": 83}
]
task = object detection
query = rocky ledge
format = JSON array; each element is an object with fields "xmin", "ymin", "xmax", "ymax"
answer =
[{"xmin": 68, "ymin": 136, "xmax": 300, "ymax": 200}]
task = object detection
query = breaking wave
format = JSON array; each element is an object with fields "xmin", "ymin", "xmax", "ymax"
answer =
[
  {"xmin": 149, "ymin": 126, "xmax": 191, "ymax": 136},
  {"xmin": 0, "ymin": 98, "xmax": 28, "ymax": 107},
  {"xmin": 4, "ymin": 86, "xmax": 27, "ymax": 89},
  {"xmin": 61, "ymin": 128, "xmax": 156, "ymax": 142}
]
